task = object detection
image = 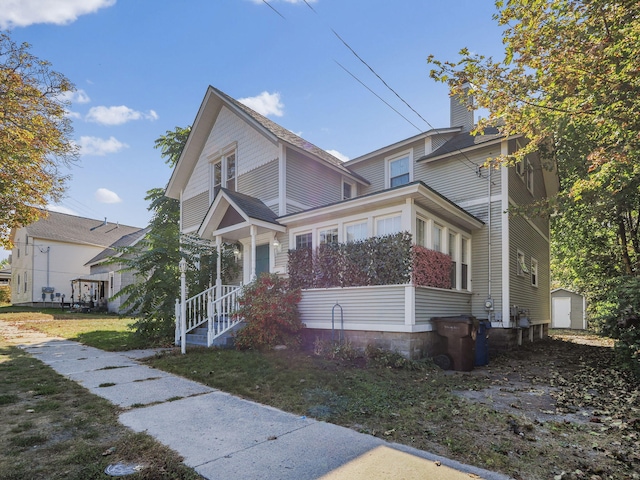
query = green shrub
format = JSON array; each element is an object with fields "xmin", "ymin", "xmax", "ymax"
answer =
[
  {"xmin": 592, "ymin": 276, "xmax": 640, "ymax": 377},
  {"xmin": 312, "ymin": 338, "xmax": 361, "ymax": 361},
  {"xmin": 233, "ymin": 273, "xmax": 303, "ymax": 350},
  {"xmin": 364, "ymin": 345, "xmax": 427, "ymax": 370}
]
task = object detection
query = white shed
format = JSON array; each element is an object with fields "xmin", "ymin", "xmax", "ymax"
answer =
[{"xmin": 551, "ymin": 288, "xmax": 586, "ymax": 330}]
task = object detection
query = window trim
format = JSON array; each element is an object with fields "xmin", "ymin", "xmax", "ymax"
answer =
[
  {"xmin": 385, "ymin": 150, "xmax": 413, "ymax": 189},
  {"xmin": 209, "ymin": 145, "xmax": 238, "ymax": 201},
  {"xmin": 525, "ymin": 158, "xmax": 534, "ymax": 194},
  {"xmin": 531, "ymin": 258, "xmax": 539, "ymax": 287},
  {"xmin": 345, "ymin": 220, "xmax": 368, "ymax": 243},
  {"xmin": 517, "ymin": 249, "xmax": 529, "ymax": 276},
  {"xmin": 375, "ymin": 214, "xmax": 402, "ymax": 237},
  {"xmin": 294, "ymin": 231, "xmax": 313, "ymax": 250},
  {"xmin": 342, "ymin": 179, "xmax": 355, "ymax": 200}
]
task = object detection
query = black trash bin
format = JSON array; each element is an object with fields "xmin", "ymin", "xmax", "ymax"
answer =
[
  {"xmin": 475, "ymin": 320, "xmax": 491, "ymax": 366},
  {"xmin": 432, "ymin": 316, "xmax": 478, "ymax": 371}
]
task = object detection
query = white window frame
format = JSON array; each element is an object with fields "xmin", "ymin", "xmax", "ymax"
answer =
[
  {"xmin": 209, "ymin": 146, "xmax": 238, "ymax": 201},
  {"xmin": 385, "ymin": 150, "xmax": 413, "ymax": 188},
  {"xmin": 531, "ymin": 258, "xmax": 539, "ymax": 287},
  {"xmin": 294, "ymin": 231, "xmax": 313, "ymax": 250},
  {"xmin": 461, "ymin": 237, "xmax": 470, "ymax": 291},
  {"xmin": 375, "ymin": 215, "xmax": 402, "ymax": 237},
  {"xmin": 415, "ymin": 217, "xmax": 426, "ymax": 247},
  {"xmin": 517, "ymin": 249, "xmax": 529, "ymax": 276},
  {"xmin": 525, "ymin": 158, "xmax": 534, "ymax": 194},
  {"xmin": 432, "ymin": 223, "xmax": 443, "ymax": 252},
  {"xmin": 319, "ymin": 226, "xmax": 339, "ymax": 245},
  {"xmin": 342, "ymin": 180, "xmax": 355, "ymax": 200},
  {"xmin": 345, "ymin": 221, "xmax": 367, "ymax": 243}
]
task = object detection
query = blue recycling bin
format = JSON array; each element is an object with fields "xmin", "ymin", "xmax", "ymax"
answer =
[{"xmin": 475, "ymin": 320, "xmax": 491, "ymax": 366}]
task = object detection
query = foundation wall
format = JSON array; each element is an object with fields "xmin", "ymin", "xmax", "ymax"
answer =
[{"xmin": 302, "ymin": 328, "xmax": 444, "ymax": 360}]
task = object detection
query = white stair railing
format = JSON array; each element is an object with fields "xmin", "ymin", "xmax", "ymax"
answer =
[
  {"xmin": 206, "ymin": 286, "xmax": 242, "ymax": 345},
  {"xmin": 175, "ymin": 284, "xmax": 242, "ymax": 348}
]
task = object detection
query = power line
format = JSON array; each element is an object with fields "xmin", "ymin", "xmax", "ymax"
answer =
[
  {"xmin": 334, "ymin": 61, "xmax": 423, "ymax": 133},
  {"xmin": 261, "ymin": 0, "xmax": 286, "ymax": 20}
]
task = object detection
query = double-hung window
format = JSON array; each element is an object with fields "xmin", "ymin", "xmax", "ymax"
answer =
[
  {"xmin": 376, "ymin": 215, "xmax": 401, "ymax": 236},
  {"xmin": 388, "ymin": 155, "xmax": 410, "ymax": 187},
  {"xmin": 449, "ymin": 232, "xmax": 457, "ymax": 288},
  {"xmin": 319, "ymin": 227, "xmax": 338, "ymax": 245},
  {"xmin": 415, "ymin": 218, "xmax": 426, "ymax": 247},
  {"xmin": 517, "ymin": 249, "xmax": 529, "ymax": 276},
  {"xmin": 461, "ymin": 237, "xmax": 469, "ymax": 290},
  {"xmin": 295, "ymin": 232, "xmax": 312, "ymax": 250},
  {"xmin": 346, "ymin": 222, "xmax": 367, "ymax": 242},
  {"xmin": 531, "ymin": 258, "xmax": 539, "ymax": 287},
  {"xmin": 211, "ymin": 149, "xmax": 237, "ymax": 196},
  {"xmin": 432, "ymin": 224, "xmax": 443, "ymax": 252}
]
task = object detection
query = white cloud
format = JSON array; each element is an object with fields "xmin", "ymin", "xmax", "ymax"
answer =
[
  {"xmin": 95, "ymin": 188, "xmax": 122, "ymax": 204},
  {"xmin": 326, "ymin": 149, "xmax": 349, "ymax": 162},
  {"xmin": 46, "ymin": 204, "xmax": 78, "ymax": 215},
  {"xmin": 237, "ymin": 91, "xmax": 284, "ymax": 117},
  {"xmin": 77, "ymin": 136, "xmax": 128, "ymax": 156},
  {"xmin": 85, "ymin": 105, "xmax": 158, "ymax": 125},
  {"xmin": 0, "ymin": 0, "xmax": 116, "ymax": 29},
  {"xmin": 59, "ymin": 89, "xmax": 91, "ymax": 104}
]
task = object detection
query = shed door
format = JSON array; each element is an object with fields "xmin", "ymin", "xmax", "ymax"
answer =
[{"xmin": 552, "ymin": 297, "xmax": 571, "ymax": 328}]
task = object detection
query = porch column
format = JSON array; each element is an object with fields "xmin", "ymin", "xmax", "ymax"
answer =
[
  {"xmin": 215, "ymin": 236, "xmax": 222, "ymax": 299},
  {"xmin": 250, "ymin": 225, "xmax": 257, "ymax": 281}
]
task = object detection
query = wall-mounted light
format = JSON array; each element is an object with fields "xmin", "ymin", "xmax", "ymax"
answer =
[
  {"xmin": 233, "ymin": 246, "xmax": 241, "ymax": 261},
  {"xmin": 273, "ymin": 238, "xmax": 281, "ymax": 253}
]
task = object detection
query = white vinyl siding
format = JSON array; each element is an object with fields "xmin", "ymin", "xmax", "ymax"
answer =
[
  {"xmin": 287, "ymin": 149, "xmax": 343, "ymax": 209},
  {"xmin": 415, "ymin": 287, "xmax": 472, "ymax": 324}
]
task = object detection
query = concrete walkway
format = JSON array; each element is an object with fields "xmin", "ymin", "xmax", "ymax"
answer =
[{"xmin": 12, "ymin": 333, "xmax": 511, "ymax": 480}]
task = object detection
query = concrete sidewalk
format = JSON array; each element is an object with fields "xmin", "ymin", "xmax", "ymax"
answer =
[{"xmin": 18, "ymin": 338, "xmax": 511, "ymax": 480}]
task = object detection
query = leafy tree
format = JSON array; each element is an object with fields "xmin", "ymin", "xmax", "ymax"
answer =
[
  {"xmin": 428, "ymin": 1, "xmax": 640, "ymax": 370},
  {"xmin": 0, "ymin": 32, "xmax": 78, "ymax": 247},
  {"xmin": 116, "ymin": 126, "xmax": 239, "ymax": 342}
]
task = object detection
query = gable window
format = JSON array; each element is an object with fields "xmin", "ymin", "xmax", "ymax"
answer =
[
  {"xmin": 346, "ymin": 222, "xmax": 367, "ymax": 242},
  {"xmin": 531, "ymin": 258, "xmax": 539, "ymax": 287},
  {"xmin": 525, "ymin": 159, "xmax": 534, "ymax": 194},
  {"xmin": 319, "ymin": 227, "xmax": 338, "ymax": 245},
  {"xmin": 376, "ymin": 215, "xmax": 401, "ymax": 237},
  {"xmin": 342, "ymin": 181, "xmax": 355, "ymax": 200},
  {"xmin": 295, "ymin": 232, "xmax": 312, "ymax": 250},
  {"xmin": 388, "ymin": 155, "xmax": 410, "ymax": 187},
  {"xmin": 210, "ymin": 148, "xmax": 237, "ymax": 196},
  {"xmin": 517, "ymin": 249, "xmax": 529, "ymax": 276}
]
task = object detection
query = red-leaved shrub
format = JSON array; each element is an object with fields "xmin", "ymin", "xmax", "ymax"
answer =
[
  {"xmin": 412, "ymin": 245, "xmax": 452, "ymax": 289},
  {"xmin": 233, "ymin": 273, "xmax": 303, "ymax": 350}
]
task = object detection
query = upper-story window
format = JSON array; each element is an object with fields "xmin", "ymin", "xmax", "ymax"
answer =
[
  {"xmin": 342, "ymin": 181, "xmax": 354, "ymax": 200},
  {"xmin": 210, "ymin": 149, "xmax": 237, "ymax": 195},
  {"xmin": 525, "ymin": 159, "xmax": 534, "ymax": 194},
  {"xmin": 387, "ymin": 154, "xmax": 411, "ymax": 188}
]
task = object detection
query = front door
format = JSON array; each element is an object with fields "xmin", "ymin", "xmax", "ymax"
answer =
[{"xmin": 255, "ymin": 244, "xmax": 270, "ymax": 278}]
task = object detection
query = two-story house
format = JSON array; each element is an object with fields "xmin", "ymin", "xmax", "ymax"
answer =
[
  {"xmin": 167, "ymin": 86, "xmax": 558, "ymax": 358},
  {"xmin": 10, "ymin": 211, "xmax": 144, "ymax": 312}
]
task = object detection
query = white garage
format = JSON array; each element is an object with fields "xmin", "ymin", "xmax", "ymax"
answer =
[{"xmin": 551, "ymin": 288, "xmax": 586, "ymax": 330}]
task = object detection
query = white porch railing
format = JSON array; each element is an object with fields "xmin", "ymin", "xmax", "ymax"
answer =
[{"xmin": 175, "ymin": 284, "xmax": 242, "ymax": 348}]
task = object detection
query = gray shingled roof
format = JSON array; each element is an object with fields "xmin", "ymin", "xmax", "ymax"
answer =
[
  {"xmin": 210, "ymin": 86, "xmax": 369, "ymax": 185},
  {"xmin": 220, "ymin": 188, "xmax": 280, "ymax": 224},
  {"xmin": 25, "ymin": 211, "xmax": 143, "ymax": 250},
  {"xmin": 85, "ymin": 227, "xmax": 149, "ymax": 266},
  {"xmin": 418, "ymin": 126, "xmax": 503, "ymax": 161}
]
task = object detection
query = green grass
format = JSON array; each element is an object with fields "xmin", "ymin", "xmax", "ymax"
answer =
[
  {"xmin": 0, "ymin": 336, "xmax": 203, "ymax": 479},
  {"xmin": 0, "ymin": 306, "xmax": 153, "ymax": 350}
]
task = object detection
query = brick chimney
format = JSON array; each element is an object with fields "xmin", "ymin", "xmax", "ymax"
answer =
[{"xmin": 450, "ymin": 83, "xmax": 474, "ymax": 132}]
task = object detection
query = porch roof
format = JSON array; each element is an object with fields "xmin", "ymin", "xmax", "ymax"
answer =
[
  {"xmin": 278, "ymin": 181, "xmax": 484, "ymax": 232},
  {"xmin": 198, "ymin": 188, "xmax": 286, "ymax": 241}
]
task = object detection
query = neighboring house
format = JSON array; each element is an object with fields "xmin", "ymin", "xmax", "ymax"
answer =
[
  {"xmin": 0, "ymin": 266, "xmax": 10, "ymax": 285},
  {"xmin": 167, "ymin": 85, "xmax": 559, "ymax": 357},
  {"xmin": 10, "ymin": 211, "xmax": 144, "ymax": 312},
  {"xmin": 551, "ymin": 288, "xmax": 586, "ymax": 330},
  {"xmin": 83, "ymin": 227, "xmax": 149, "ymax": 313}
]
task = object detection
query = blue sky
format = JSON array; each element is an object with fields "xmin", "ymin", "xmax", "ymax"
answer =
[{"xmin": 1, "ymin": 0, "xmax": 505, "ymax": 260}]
